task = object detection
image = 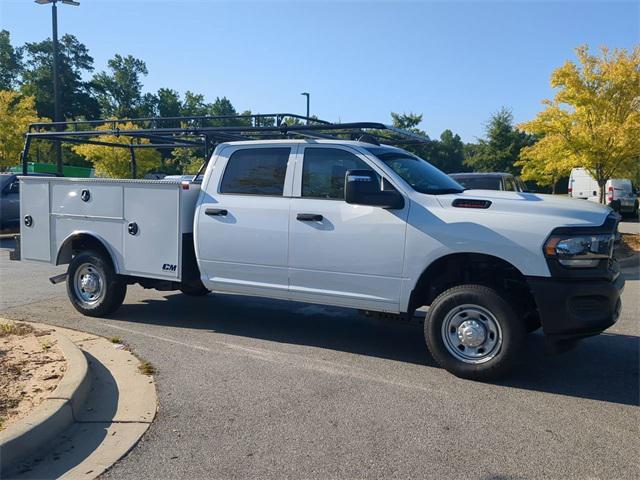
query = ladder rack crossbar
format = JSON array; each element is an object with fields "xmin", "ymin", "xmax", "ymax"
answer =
[{"xmin": 20, "ymin": 113, "xmax": 430, "ymax": 178}]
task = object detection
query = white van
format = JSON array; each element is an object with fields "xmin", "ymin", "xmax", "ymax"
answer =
[{"xmin": 568, "ymin": 168, "xmax": 638, "ymax": 216}]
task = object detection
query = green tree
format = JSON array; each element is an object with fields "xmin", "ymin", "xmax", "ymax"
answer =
[
  {"xmin": 281, "ymin": 115, "xmax": 303, "ymax": 126},
  {"xmin": 256, "ymin": 114, "xmax": 276, "ymax": 127},
  {"xmin": 156, "ymin": 88, "xmax": 181, "ymax": 118},
  {"xmin": 391, "ymin": 112, "xmax": 425, "ymax": 134},
  {"xmin": 92, "ymin": 54, "xmax": 150, "ymax": 118},
  {"xmin": 20, "ymin": 34, "xmax": 99, "ymax": 120},
  {"xmin": 464, "ymin": 107, "xmax": 535, "ymax": 174},
  {"xmin": 518, "ymin": 46, "xmax": 640, "ymax": 202},
  {"xmin": 208, "ymin": 96, "xmax": 236, "ymax": 117},
  {"xmin": 170, "ymin": 147, "xmax": 203, "ymax": 174},
  {"xmin": 180, "ymin": 91, "xmax": 209, "ymax": 117},
  {"xmin": 0, "ymin": 30, "xmax": 22, "ymax": 91},
  {"xmin": 386, "ymin": 111, "xmax": 440, "ymax": 165},
  {"xmin": 427, "ymin": 129, "xmax": 467, "ymax": 173},
  {"xmin": 207, "ymin": 97, "xmax": 250, "ymax": 125}
]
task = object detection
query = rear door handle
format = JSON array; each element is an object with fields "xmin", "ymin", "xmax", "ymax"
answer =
[
  {"xmin": 205, "ymin": 208, "xmax": 228, "ymax": 216},
  {"xmin": 296, "ymin": 213, "xmax": 323, "ymax": 221}
]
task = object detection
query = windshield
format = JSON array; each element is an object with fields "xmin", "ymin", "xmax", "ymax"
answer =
[
  {"xmin": 451, "ymin": 175, "xmax": 502, "ymax": 191},
  {"xmin": 366, "ymin": 147, "xmax": 464, "ymax": 195}
]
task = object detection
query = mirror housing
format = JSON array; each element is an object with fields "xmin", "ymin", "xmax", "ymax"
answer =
[{"xmin": 344, "ymin": 169, "xmax": 404, "ymax": 209}]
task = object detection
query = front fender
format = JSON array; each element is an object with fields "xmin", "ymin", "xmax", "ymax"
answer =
[{"xmin": 399, "ymin": 200, "xmax": 552, "ymax": 312}]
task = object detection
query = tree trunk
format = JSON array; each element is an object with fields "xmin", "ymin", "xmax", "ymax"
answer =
[{"xmin": 598, "ymin": 180, "xmax": 607, "ymax": 204}]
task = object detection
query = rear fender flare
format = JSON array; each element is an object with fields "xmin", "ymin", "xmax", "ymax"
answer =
[{"xmin": 55, "ymin": 231, "xmax": 120, "ymax": 273}]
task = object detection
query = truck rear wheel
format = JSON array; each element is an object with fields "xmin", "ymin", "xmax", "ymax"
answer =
[
  {"xmin": 424, "ymin": 284, "xmax": 525, "ymax": 381},
  {"xmin": 67, "ymin": 250, "xmax": 126, "ymax": 317}
]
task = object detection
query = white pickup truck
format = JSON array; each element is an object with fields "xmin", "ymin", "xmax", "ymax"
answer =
[{"xmin": 13, "ymin": 138, "xmax": 624, "ymax": 380}]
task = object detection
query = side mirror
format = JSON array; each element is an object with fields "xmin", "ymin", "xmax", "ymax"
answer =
[
  {"xmin": 8, "ymin": 182, "xmax": 19, "ymax": 194},
  {"xmin": 344, "ymin": 169, "xmax": 404, "ymax": 209}
]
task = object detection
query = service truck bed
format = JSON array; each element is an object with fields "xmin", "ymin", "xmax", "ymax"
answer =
[{"xmin": 19, "ymin": 177, "xmax": 200, "ymax": 281}]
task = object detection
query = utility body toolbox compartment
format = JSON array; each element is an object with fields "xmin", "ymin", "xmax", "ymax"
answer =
[{"xmin": 19, "ymin": 177, "xmax": 200, "ymax": 281}]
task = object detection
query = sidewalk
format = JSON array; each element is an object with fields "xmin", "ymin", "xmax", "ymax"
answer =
[
  {"xmin": 619, "ymin": 220, "xmax": 639, "ymax": 235},
  {"xmin": 2, "ymin": 322, "xmax": 157, "ymax": 480}
]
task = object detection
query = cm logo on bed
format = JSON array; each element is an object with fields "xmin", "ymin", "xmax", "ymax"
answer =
[{"xmin": 162, "ymin": 263, "xmax": 177, "ymax": 272}]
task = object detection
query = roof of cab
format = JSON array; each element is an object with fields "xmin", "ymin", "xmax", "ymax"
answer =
[
  {"xmin": 220, "ymin": 138, "xmax": 403, "ymax": 149},
  {"xmin": 449, "ymin": 172, "xmax": 514, "ymax": 178}
]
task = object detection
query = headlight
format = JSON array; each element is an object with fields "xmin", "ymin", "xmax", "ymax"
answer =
[{"xmin": 544, "ymin": 233, "xmax": 614, "ymax": 268}]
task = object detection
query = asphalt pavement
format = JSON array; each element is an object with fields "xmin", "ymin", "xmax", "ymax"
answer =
[{"xmin": 0, "ymin": 237, "xmax": 638, "ymax": 480}]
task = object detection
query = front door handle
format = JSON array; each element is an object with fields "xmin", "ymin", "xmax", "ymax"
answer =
[
  {"xmin": 296, "ymin": 213, "xmax": 323, "ymax": 221},
  {"xmin": 205, "ymin": 208, "xmax": 228, "ymax": 216}
]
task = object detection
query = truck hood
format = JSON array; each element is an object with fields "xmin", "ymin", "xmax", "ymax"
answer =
[{"xmin": 434, "ymin": 190, "xmax": 612, "ymax": 228}]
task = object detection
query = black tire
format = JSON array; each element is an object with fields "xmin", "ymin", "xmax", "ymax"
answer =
[
  {"xmin": 424, "ymin": 284, "xmax": 526, "ymax": 381},
  {"xmin": 179, "ymin": 281, "xmax": 211, "ymax": 297},
  {"xmin": 66, "ymin": 250, "xmax": 126, "ymax": 317},
  {"xmin": 523, "ymin": 314, "xmax": 541, "ymax": 333},
  {"xmin": 609, "ymin": 200, "xmax": 621, "ymax": 213}
]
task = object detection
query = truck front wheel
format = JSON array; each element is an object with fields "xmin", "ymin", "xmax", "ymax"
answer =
[
  {"xmin": 67, "ymin": 250, "xmax": 126, "ymax": 317},
  {"xmin": 424, "ymin": 284, "xmax": 525, "ymax": 380}
]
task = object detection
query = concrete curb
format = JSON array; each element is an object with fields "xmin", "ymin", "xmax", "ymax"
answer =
[{"xmin": 0, "ymin": 330, "xmax": 91, "ymax": 474}]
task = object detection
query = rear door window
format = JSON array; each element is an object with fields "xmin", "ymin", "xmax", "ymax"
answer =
[
  {"xmin": 220, "ymin": 148, "xmax": 291, "ymax": 196},
  {"xmin": 504, "ymin": 177, "xmax": 517, "ymax": 191}
]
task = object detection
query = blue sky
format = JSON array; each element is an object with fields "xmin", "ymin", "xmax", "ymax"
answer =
[{"xmin": 1, "ymin": 0, "xmax": 638, "ymax": 141}]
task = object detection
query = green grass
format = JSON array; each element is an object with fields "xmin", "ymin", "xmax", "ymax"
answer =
[{"xmin": 138, "ymin": 360, "xmax": 155, "ymax": 376}]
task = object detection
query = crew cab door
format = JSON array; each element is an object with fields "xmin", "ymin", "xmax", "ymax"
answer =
[
  {"xmin": 195, "ymin": 145, "xmax": 294, "ymax": 298},
  {"xmin": 288, "ymin": 145, "xmax": 409, "ymax": 312}
]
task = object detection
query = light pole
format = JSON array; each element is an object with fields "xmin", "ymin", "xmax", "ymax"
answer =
[
  {"xmin": 35, "ymin": 0, "xmax": 80, "ymax": 175},
  {"xmin": 301, "ymin": 92, "xmax": 310, "ymax": 124}
]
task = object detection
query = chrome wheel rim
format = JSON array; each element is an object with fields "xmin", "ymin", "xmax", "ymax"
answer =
[
  {"xmin": 73, "ymin": 263, "xmax": 105, "ymax": 306},
  {"xmin": 441, "ymin": 304, "xmax": 502, "ymax": 364}
]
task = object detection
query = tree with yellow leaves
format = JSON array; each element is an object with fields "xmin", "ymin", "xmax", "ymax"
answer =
[
  {"xmin": 516, "ymin": 135, "xmax": 576, "ymax": 193},
  {"xmin": 518, "ymin": 45, "xmax": 640, "ymax": 202},
  {"xmin": 0, "ymin": 91, "xmax": 43, "ymax": 170},
  {"xmin": 72, "ymin": 122, "xmax": 161, "ymax": 178}
]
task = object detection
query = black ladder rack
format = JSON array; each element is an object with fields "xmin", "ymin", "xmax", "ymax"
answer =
[{"xmin": 21, "ymin": 113, "xmax": 430, "ymax": 178}]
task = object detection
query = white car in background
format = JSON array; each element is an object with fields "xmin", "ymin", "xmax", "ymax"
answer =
[{"xmin": 568, "ymin": 168, "xmax": 638, "ymax": 217}]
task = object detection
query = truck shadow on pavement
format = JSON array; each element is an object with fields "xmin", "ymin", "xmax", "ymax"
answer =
[{"xmin": 113, "ymin": 293, "xmax": 639, "ymax": 407}]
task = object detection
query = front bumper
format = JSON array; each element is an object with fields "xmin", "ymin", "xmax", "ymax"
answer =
[{"xmin": 527, "ymin": 270, "xmax": 624, "ymax": 344}]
